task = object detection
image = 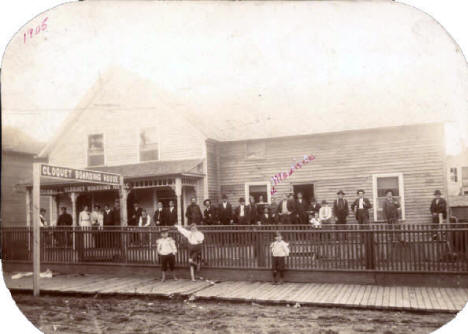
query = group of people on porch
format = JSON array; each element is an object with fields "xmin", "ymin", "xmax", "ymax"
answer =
[{"xmin": 45, "ymin": 188, "xmax": 448, "ymax": 231}]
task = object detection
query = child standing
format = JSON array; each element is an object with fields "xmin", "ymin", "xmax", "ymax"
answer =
[
  {"xmin": 157, "ymin": 228, "xmax": 178, "ymax": 282},
  {"xmin": 270, "ymin": 232, "xmax": 290, "ymax": 285},
  {"xmin": 175, "ymin": 224, "xmax": 205, "ymax": 281}
]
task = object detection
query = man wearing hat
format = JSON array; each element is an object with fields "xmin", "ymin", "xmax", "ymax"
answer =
[
  {"xmin": 351, "ymin": 189, "xmax": 372, "ymax": 224},
  {"xmin": 234, "ymin": 197, "xmax": 250, "ymax": 224},
  {"xmin": 430, "ymin": 190, "xmax": 447, "ymax": 225},
  {"xmin": 203, "ymin": 199, "xmax": 218, "ymax": 225},
  {"xmin": 218, "ymin": 194, "xmax": 233, "ymax": 225},
  {"xmin": 333, "ymin": 190, "xmax": 349, "ymax": 226},
  {"xmin": 295, "ymin": 192, "xmax": 310, "ymax": 224},
  {"xmin": 276, "ymin": 193, "xmax": 296, "ymax": 224},
  {"xmin": 185, "ymin": 197, "xmax": 203, "ymax": 225}
]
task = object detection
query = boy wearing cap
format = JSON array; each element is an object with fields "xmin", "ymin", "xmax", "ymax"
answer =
[
  {"xmin": 157, "ymin": 228, "xmax": 178, "ymax": 282},
  {"xmin": 270, "ymin": 232, "xmax": 290, "ymax": 284},
  {"xmin": 175, "ymin": 223, "xmax": 205, "ymax": 281}
]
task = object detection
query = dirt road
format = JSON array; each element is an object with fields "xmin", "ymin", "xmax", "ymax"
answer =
[{"xmin": 11, "ymin": 293, "xmax": 454, "ymax": 334}]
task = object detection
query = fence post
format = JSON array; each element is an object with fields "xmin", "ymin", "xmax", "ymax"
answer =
[
  {"xmin": 365, "ymin": 228, "xmax": 375, "ymax": 270},
  {"xmin": 255, "ymin": 230, "xmax": 266, "ymax": 267}
]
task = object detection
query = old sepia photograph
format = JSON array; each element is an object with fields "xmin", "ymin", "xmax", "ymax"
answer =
[{"xmin": 1, "ymin": 0, "xmax": 468, "ymax": 333}]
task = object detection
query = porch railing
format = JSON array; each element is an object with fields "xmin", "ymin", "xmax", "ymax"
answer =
[{"xmin": 2, "ymin": 224, "xmax": 468, "ymax": 273}]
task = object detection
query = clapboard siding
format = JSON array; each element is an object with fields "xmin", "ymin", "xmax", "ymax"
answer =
[
  {"xmin": 1, "ymin": 151, "xmax": 50, "ymax": 226},
  {"xmin": 206, "ymin": 140, "xmax": 220, "ymax": 201},
  {"xmin": 218, "ymin": 124, "xmax": 445, "ymax": 224},
  {"xmin": 49, "ymin": 107, "xmax": 206, "ymax": 168}
]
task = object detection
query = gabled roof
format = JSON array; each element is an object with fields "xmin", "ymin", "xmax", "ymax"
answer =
[
  {"xmin": 2, "ymin": 126, "xmax": 45, "ymax": 155},
  {"xmin": 34, "ymin": 1, "xmax": 466, "ymax": 154}
]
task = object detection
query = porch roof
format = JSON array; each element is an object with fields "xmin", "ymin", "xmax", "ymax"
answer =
[
  {"xmin": 18, "ymin": 159, "xmax": 205, "ymax": 188},
  {"xmin": 90, "ymin": 159, "xmax": 204, "ymax": 180}
]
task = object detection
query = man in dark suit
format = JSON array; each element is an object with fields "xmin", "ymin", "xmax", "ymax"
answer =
[
  {"xmin": 112, "ymin": 200, "xmax": 121, "ymax": 248},
  {"xmin": 203, "ymin": 199, "xmax": 218, "ymax": 225},
  {"xmin": 185, "ymin": 197, "xmax": 203, "ymax": 225},
  {"xmin": 259, "ymin": 206, "xmax": 274, "ymax": 225},
  {"xmin": 430, "ymin": 189, "xmax": 448, "ymax": 240},
  {"xmin": 351, "ymin": 189, "xmax": 372, "ymax": 224},
  {"xmin": 333, "ymin": 190, "xmax": 349, "ymax": 241},
  {"xmin": 295, "ymin": 192, "xmax": 309, "ymax": 224},
  {"xmin": 56, "ymin": 207, "xmax": 73, "ymax": 246},
  {"xmin": 310, "ymin": 198, "xmax": 321, "ymax": 216},
  {"xmin": 430, "ymin": 189, "xmax": 447, "ymax": 224},
  {"xmin": 218, "ymin": 194, "xmax": 233, "ymax": 225},
  {"xmin": 333, "ymin": 190, "xmax": 349, "ymax": 225},
  {"xmin": 234, "ymin": 197, "xmax": 250, "ymax": 224},
  {"xmin": 129, "ymin": 202, "xmax": 143, "ymax": 227},
  {"xmin": 112, "ymin": 200, "xmax": 121, "ymax": 226},
  {"xmin": 153, "ymin": 201, "xmax": 165, "ymax": 226},
  {"xmin": 276, "ymin": 193, "xmax": 297, "ymax": 224},
  {"xmin": 164, "ymin": 200, "xmax": 178, "ymax": 226},
  {"xmin": 103, "ymin": 205, "xmax": 114, "ymax": 227},
  {"xmin": 248, "ymin": 195, "xmax": 258, "ymax": 225}
]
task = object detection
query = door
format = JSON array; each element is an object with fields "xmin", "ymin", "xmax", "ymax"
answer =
[{"xmin": 292, "ymin": 184, "xmax": 315, "ymax": 203}]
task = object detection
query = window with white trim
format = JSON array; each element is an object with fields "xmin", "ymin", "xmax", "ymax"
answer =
[
  {"xmin": 245, "ymin": 182, "xmax": 271, "ymax": 204},
  {"xmin": 462, "ymin": 167, "xmax": 468, "ymax": 195},
  {"xmin": 372, "ymin": 173, "xmax": 405, "ymax": 221},
  {"xmin": 449, "ymin": 167, "xmax": 458, "ymax": 182},
  {"xmin": 87, "ymin": 134, "xmax": 104, "ymax": 166},
  {"xmin": 139, "ymin": 127, "xmax": 159, "ymax": 162}
]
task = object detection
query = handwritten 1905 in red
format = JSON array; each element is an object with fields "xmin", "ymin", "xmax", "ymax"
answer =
[{"xmin": 24, "ymin": 17, "xmax": 48, "ymax": 44}]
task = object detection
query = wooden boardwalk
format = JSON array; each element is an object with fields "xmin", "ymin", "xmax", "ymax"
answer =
[{"xmin": 3, "ymin": 273, "xmax": 467, "ymax": 313}]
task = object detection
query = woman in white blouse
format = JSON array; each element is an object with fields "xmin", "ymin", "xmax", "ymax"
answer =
[{"xmin": 79, "ymin": 205, "xmax": 93, "ymax": 248}]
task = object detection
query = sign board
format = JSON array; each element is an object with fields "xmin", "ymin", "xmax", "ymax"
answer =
[
  {"xmin": 33, "ymin": 163, "xmax": 124, "ymax": 296},
  {"xmin": 40, "ymin": 164, "xmax": 121, "ymax": 185}
]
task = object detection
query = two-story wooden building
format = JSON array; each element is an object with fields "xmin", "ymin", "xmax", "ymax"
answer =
[{"xmin": 18, "ymin": 68, "xmax": 448, "ymax": 226}]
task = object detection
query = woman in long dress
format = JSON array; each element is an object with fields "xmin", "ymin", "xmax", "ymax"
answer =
[{"xmin": 79, "ymin": 205, "xmax": 93, "ymax": 248}]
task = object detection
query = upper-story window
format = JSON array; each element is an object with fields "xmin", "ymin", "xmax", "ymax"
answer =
[
  {"xmin": 245, "ymin": 141, "xmax": 266, "ymax": 160},
  {"xmin": 88, "ymin": 134, "xmax": 104, "ymax": 166},
  {"xmin": 139, "ymin": 127, "xmax": 159, "ymax": 162},
  {"xmin": 449, "ymin": 167, "xmax": 458, "ymax": 182},
  {"xmin": 462, "ymin": 167, "xmax": 468, "ymax": 195}
]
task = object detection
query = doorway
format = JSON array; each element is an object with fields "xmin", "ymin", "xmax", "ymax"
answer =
[{"xmin": 293, "ymin": 184, "xmax": 315, "ymax": 203}]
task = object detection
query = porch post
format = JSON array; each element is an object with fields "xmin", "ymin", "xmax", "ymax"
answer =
[
  {"xmin": 70, "ymin": 192, "xmax": 78, "ymax": 227},
  {"xmin": 175, "ymin": 177, "xmax": 183, "ymax": 226},
  {"xmin": 50, "ymin": 196, "xmax": 57, "ymax": 226},
  {"xmin": 119, "ymin": 185, "xmax": 128, "ymax": 227},
  {"xmin": 70, "ymin": 192, "xmax": 77, "ymax": 250},
  {"xmin": 26, "ymin": 189, "xmax": 31, "ymax": 227}
]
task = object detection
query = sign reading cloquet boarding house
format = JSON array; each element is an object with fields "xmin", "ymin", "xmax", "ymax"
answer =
[{"xmin": 40, "ymin": 164, "xmax": 121, "ymax": 185}]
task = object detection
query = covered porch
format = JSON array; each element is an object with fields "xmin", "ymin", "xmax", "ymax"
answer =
[{"xmin": 20, "ymin": 159, "xmax": 206, "ymax": 227}]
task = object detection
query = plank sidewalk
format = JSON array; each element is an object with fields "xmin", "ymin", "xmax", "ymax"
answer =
[{"xmin": 3, "ymin": 273, "xmax": 467, "ymax": 313}]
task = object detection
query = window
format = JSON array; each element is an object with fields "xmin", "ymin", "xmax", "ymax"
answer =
[
  {"xmin": 245, "ymin": 182, "xmax": 271, "ymax": 204},
  {"xmin": 462, "ymin": 167, "xmax": 468, "ymax": 195},
  {"xmin": 139, "ymin": 127, "xmax": 159, "ymax": 162},
  {"xmin": 372, "ymin": 173, "xmax": 405, "ymax": 221},
  {"xmin": 245, "ymin": 141, "xmax": 266, "ymax": 160},
  {"xmin": 450, "ymin": 168, "xmax": 458, "ymax": 182},
  {"xmin": 88, "ymin": 134, "xmax": 104, "ymax": 166}
]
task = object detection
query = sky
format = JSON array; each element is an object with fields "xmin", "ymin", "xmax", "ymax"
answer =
[{"xmin": 0, "ymin": 0, "xmax": 467, "ymax": 154}]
